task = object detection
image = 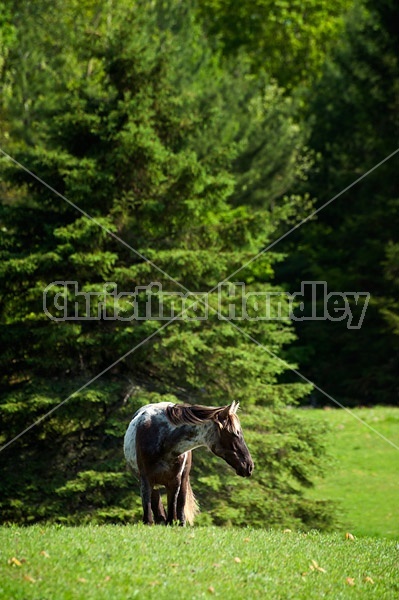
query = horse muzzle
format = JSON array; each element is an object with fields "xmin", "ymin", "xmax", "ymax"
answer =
[{"xmin": 236, "ymin": 461, "xmax": 254, "ymax": 477}]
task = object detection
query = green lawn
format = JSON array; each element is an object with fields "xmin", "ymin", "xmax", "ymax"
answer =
[
  {"xmin": 305, "ymin": 406, "xmax": 399, "ymax": 538},
  {"xmin": 1, "ymin": 407, "xmax": 398, "ymax": 598},
  {"xmin": 1, "ymin": 525, "xmax": 398, "ymax": 599}
]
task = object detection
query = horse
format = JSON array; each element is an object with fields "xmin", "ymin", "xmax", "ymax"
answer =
[{"xmin": 123, "ymin": 400, "xmax": 254, "ymax": 526}]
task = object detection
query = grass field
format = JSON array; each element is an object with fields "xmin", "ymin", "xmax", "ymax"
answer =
[
  {"xmin": 1, "ymin": 407, "xmax": 398, "ymax": 598},
  {"xmin": 1, "ymin": 525, "xmax": 398, "ymax": 599},
  {"xmin": 305, "ymin": 407, "xmax": 399, "ymax": 538}
]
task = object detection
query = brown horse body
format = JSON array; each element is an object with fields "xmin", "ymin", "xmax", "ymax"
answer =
[{"xmin": 124, "ymin": 401, "xmax": 253, "ymax": 525}]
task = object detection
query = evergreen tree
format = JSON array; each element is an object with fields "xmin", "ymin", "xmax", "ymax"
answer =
[
  {"xmin": 0, "ymin": 0, "xmax": 334, "ymax": 527},
  {"xmin": 284, "ymin": 0, "xmax": 399, "ymax": 405},
  {"xmin": 195, "ymin": 0, "xmax": 353, "ymax": 88}
]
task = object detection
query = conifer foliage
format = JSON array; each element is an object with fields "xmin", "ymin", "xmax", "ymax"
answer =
[
  {"xmin": 0, "ymin": 1, "xmax": 334, "ymax": 527},
  {"xmin": 288, "ymin": 0, "xmax": 399, "ymax": 405}
]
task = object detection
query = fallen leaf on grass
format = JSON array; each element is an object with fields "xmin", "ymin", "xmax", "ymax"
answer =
[
  {"xmin": 208, "ymin": 586, "xmax": 215, "ymax": 594},
  {"xmin": 104, "ymin": 576, "xmax": 111, "ymax": 582},
  {"xmin": 346, "ymin": 577, "xmax": 355, "ymax": 586},
  {"xmin": 77, "ymin": 577, "xmax": 87, "ymax": 583},
  {"xmin": 8, "ymin": 557, "xmax": 22, "ymax": 567},
  {"xmin": 40, "ymin": 550, "xmax": 50, "ymax": 558},
  {"xmin": 23, "ymin": 574, "xmax": 36, "ymax": 583},
  {"xmin": 243, "ymin": 537, "xmax": 250, "ymax": 542},
  {"xmin": 364, "ymin": 576, "xmax": 374, "ymax": 584},
  {"xmin": 234, "ymin": 557, "xmax": 241, "ymax": 563},
  {"xmin": 345, "ymin": 532, "xmax": 355, "ymax": 541},
  {"xmin": 310, "ymin": 560, "xmax": 326, "ymax": 573}
]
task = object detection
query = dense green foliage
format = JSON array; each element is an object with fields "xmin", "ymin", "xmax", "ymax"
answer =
[
  {"xmin": 2, "ymin": 526, "xmax": 398, "ymax": 599},
  {"xmin": 283, "ymin": 0, "xmax": 399, "ymax": 405},
  {"xmin": 0, "ymin": 0, "xmax": 397, "ymax": 528},
  {"xmin": 0, "ymin": 0, "xmax": 327, "ymax": 527},
  {"xmin": 196, "ymin": 0, "xmax": 353, "ymax": 88}
]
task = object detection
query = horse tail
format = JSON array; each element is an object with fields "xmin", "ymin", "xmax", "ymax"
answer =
[{"xmin": 184, "ymin": 477, "xmax": 199, "ymax": 526}]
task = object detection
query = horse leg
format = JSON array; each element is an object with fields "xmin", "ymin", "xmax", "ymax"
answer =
[
  {"xmin": 176, "ymin": 480, "xmax": 187, "ymax": 526},
  {"xmin": 151, "ymin": 489, "xmax": 167, "ymax": 524},
  {"xmin": 140, "ymin": 475, "xmax": 154, "ymax": 525},
  {"xmin": 166, "ymin": 483, "xmax": 180, "ymax": 525},
  {"xmin": 166, "ymin": 453, "xmax": 191, "ymax": 526},
  {"xmin": 176, "ymin": 452, "xmax": 192, "ymax": 526}
]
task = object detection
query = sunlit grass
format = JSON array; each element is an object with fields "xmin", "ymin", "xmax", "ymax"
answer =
[
  {"xmin": 1, "ymin": 408, "xmax": 398, "ymax": 598},
  {"xmin": 1, "ymin": 525, "xmax": 398, "ymax": 599},
  {"xmin": 305, "ymin": 406, "xmax": 399, "ymax": 538}
]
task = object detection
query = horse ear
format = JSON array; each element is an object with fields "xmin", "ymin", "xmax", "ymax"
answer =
[
  {"xmin": 216, "ymin": 402, "xmax": 239, "ymax": 427},
  {"xmin": 229, "ymin": 401, "xmax": 239, "ymax": 415},
  {"xmin": 217, "ymin": 404, "xmax": 231, "ymax": 423},
  {"xmin": 217, "ymin": 401, "xmax": 238, "ymax": 420}
]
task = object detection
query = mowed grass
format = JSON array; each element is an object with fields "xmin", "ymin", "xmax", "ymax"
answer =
[
  {"xmin": 304, "ymin": 406, "xmax": 399, "ymax": 539},
  {"xmin": 1, "ymin": 525, "xmax": 398, "ymax": 600}
]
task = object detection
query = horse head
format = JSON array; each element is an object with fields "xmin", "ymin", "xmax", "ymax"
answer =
[{"xmin": 211, "ymin": 402, "xmax": 254, "ymax": 477}]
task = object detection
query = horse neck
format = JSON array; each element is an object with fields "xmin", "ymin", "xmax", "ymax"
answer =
[{"xmin": 171, "ymin": 421, "xmax": 215, "ymax": 456}]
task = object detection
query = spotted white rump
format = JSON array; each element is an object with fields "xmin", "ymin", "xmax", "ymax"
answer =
[{"xmin": 123, "ymin": 402, "xmax": 174, "ymax": 472}]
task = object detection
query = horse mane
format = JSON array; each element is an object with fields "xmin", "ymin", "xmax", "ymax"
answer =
[{"xmin": 166, "ymin": 403, "xmax": 240, "ymax": 433}]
